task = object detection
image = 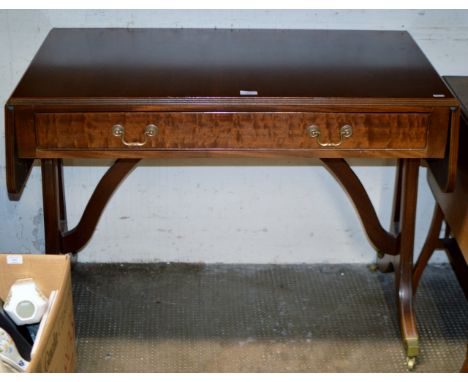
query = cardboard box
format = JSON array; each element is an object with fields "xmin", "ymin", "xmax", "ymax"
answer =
[{"xmin": 0, "ymin": 254, "xmax": 76, "ymax": 372}]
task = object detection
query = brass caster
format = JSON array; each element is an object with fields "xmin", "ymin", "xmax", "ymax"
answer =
[
  {"xmin": 367, "ymin": 263, "xmax": 379, "ymax": 272},
  {"xmin": 406, "ymin": 357, "xmax": 416, "ymax": 371}
]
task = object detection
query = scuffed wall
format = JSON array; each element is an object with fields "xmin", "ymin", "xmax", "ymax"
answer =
[{"xmin": 1, "ymin": 10, "xmax": 467, "ymax": 263}]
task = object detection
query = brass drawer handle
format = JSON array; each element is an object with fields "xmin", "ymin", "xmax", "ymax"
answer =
[
  {"xmin": 112, "ymin": 124, "xmax": 158, "ymax": 147},
  {"xmin": 306, "ymin": 124, "xmax": 353, "ymax": 147}
]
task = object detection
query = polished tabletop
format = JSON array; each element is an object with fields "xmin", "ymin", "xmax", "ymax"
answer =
[{"xmin": 9, "ymin": 28, "xmax": 453, "ymax": 103}]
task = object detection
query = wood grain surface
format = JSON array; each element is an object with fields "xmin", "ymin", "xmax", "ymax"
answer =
[
  {"xmin": 8, "ymin": 29, "xmax": 454, "ymax": 102},
  {"xmin": 35, "ymin": 111, "xmax": 431, "ymax": 151}
]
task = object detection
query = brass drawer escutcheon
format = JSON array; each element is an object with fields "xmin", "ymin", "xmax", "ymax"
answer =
[
  {"xmin": 307, "ymin": 124, "xmax": 353, "ymax": 147},
  {"xmin": 112, "ymin": 123, "xmax": 158, "ymax": 147}
]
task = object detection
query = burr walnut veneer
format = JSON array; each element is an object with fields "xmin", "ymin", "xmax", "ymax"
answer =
[{"xmin": 4, "ymin": 29, "xmax": 461, "ymax": 369}]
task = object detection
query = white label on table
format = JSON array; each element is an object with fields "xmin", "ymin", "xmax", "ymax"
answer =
[
  {"xmin": 6, "ymin": 255, "xmax": 23, "ymax": 265},
  {"xmin": 240, "ymin": 90, "xmax": 258, "ymax": 96}
]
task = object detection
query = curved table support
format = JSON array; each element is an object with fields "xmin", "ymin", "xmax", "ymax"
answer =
[
  {"xmin": 41, "ymin": 158, "xmax": 140, "ymax": 254},
  {"xmin": 321, "ymin": 158, "xmax": 399, "ymax": 255}
]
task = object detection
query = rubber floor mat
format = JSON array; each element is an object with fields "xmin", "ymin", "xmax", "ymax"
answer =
[{"xmin": 72, "ymin": 263, "xmax": 467, "ymax": 372}]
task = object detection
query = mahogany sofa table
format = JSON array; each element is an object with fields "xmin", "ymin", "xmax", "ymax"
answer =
[{"xmin": 4, "ymin": 28, "xmax": 461, "ymax": 370}]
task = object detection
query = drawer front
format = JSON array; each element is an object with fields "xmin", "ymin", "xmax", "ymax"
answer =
[{"xmin": 35, "ymin": 112, "xmax": 430, "ymax": 151}]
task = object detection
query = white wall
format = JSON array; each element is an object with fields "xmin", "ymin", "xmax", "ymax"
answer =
[{"xmin": 1, "ymin": 10, "xmax": 467, "ymax": 263}]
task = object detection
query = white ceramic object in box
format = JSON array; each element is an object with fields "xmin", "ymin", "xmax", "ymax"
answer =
[{"xmin": 3, "ymin": 279, "xmax": 48, "ymax": 326}]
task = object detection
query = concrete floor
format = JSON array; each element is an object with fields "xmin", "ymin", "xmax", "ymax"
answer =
[{"xmin": 72, "ymin": 263, "xmax": 467, "ymax": 372}]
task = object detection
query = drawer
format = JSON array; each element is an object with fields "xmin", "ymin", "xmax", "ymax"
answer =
[{"xmin": 35, "ymin": 112, "xmax": 430, "ymax": 151}]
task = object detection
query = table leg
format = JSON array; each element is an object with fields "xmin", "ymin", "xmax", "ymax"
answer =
[
  {"xmin": 395, "ymin": 158, "xmax": 421, "ymax": 369},
  {"xmin": 41, "ymin": 159, "xmax": 66, "ymax": 253},
  {"xmin": 391, "ymin": 158, "xmax": 404, "ymax": 236},
  {"xmin": 57, "ymin": 159, "xmax": 68, "ymax": 233},
  {"xmin": 376, "ymin": 158, "xmax": 420, "ymax": 369}
]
